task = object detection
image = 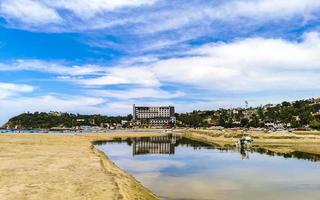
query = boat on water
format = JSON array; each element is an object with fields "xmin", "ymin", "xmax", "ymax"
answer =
[{"xmin": 236, "ymin": 136, "xmax": 254, "ymax": 147}]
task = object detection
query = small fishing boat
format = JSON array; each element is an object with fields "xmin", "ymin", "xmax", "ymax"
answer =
[{"xmin": 236, "ymin": 136, "xmax": 254, "ymax": 147}]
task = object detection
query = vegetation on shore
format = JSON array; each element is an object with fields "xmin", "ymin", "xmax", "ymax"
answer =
[
  {"xmin": 176, "ymin": 98, "xmax": 320, "ymax": 129},
  {"xmin": 3, "ymin": 112, "xmax": 132, "ymax": 129}
]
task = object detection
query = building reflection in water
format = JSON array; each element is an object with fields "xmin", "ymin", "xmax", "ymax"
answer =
[{"xmin": 132, "ymin": 135, "xmax": 181, "ymax": 156}]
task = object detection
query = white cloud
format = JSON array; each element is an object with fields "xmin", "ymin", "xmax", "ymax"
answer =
[
  {"xmin": 0, "ymin": 82, "xmax": 34, "ymax": 99},
  {"xmin": 1, "ymin": 32, "xmax": 320, "ymax": 93},
  {"xmin": 150, "ymin": 32, "xmax": 320, "ymax": 91},
  {"xmin": 69, "ymin": 31, "xmax": 320, "ymax": 92},
  {"xmin": 45, "ymin": 0, "xmax": 157, "ymax": 19},
  {"xmin": 0, "ymin": 0, "xmax": 62, "ymax": 25},
  {"xmin": 0, "ymin": 60, "xmax": 105, "ymax": 76},
  {"xmin": 90, "ymin": 88, "xmax": 184, "ymax": 100},
  {"xmin": 0, "ymin": 0, "xmax": 157, "ymax": 30},
  {"xmin": 0, "ymin": 59, "xmax": 161, "ymax": 87},
  {"xmin": 189, "ymin": 32, "xmax": 320, "ymax": 69},
  {"xmin": 1, "ymin": 0, "xmax": 320, "ymax": 33},
  {"xmin": 136, "ymin": 0, "xmax": 320, "ymax": 34},
  {"xmin": 76, "ymin": 66, "xmax": 160, "ymax": 87},
  {"xmin": 224, "ymin": 0, "xmax": 320, "ymax": 20}
]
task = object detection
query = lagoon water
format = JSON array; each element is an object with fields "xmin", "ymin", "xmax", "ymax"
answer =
[{"xmin": 95, "ymin": 136, "xmax": 320, "ymax": 200}]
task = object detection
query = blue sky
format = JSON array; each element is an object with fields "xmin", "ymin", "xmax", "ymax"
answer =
[{"xmin": 1, "ymin": 0, "xmax": 320, "ymax": 125}]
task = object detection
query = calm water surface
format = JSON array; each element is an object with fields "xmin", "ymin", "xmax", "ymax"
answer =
[{"xmin": 95, "ymin": 136, "xmax": 320, "ymax": 200}]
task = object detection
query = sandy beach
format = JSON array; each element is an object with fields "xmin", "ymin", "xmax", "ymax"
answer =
[
  {"xmin": 1, "ymin": 130, "xmax": 320, "ymax": 200},
  {"xmin": 0, "ymin": 133, "xmax": 159, "ymax": 200}
]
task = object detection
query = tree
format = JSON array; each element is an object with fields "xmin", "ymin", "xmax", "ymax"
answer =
[
  {"xmin": 257, "ymin": 108, "xmax": 264, "ymax": 121},
  {"xmin": 218, "ymin": 117, "xmax": 226, "ymax": 127},
  {"xmin": 201, "ymin": 121, "xmax": 209, "ymax": 128},
  {"xmin": 127, "ymin": 114, "xmax": 133, "ymax": 121},
  {"xmin": 240, "ymin": 118, "xmax": 249, "ymax": 127},
  {"xmin": 282, "ymin": 101, "xmax": 291, "ymax": 107},
  {"xmin": 249, "ymin": 114, "xmax": 259, "ymax": 127},
  {"xmin": 5, "ymin": 112, "xmax": 129, "ymax": 129},
  {"xmin": 226, "ymin": 118, "xmax": 233, "ymax": 128},
  {"xmin": 290, "ymin": 118, "xmax": 300, "ymax": 128},
  {"xmin": 310, "ymin": 119, "xmax": 320, "ymax": 129}
]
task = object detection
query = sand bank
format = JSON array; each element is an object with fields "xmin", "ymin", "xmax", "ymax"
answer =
[
  {"xmin": 180, "ymin": 129, "xmax": 320, "ymax": 155},
  {"xmin": 0, "ymin": 133, "xmax": 159, "ymax": 200}
]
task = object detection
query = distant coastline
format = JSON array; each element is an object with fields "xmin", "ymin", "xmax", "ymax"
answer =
[{"xmin": 3, "ymin": 97, "xmax": 320, "ymax": 131}]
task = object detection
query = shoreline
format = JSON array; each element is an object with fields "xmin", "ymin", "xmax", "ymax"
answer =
[{"xmin": 90, "ymin": 141, "xmax": 158, "ymax": 200}]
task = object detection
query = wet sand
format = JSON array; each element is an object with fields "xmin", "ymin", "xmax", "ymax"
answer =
[
  {"xmin": 181, "ymin": 130, "xmax": 320, "ymax": 155},
  {"xmin": 0, "ymin": 133, "xmax": 160, "ymax": 200}
]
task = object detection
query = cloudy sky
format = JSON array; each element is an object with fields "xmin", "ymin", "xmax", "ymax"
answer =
[{"xmin": 0, "ymin": 0, "xmax": 320, "ymax": 125}]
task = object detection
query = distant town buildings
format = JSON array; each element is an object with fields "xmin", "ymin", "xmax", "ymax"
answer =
[
  {"xmin": 312, "ymin": 98, "xmax": 320, "ymax": 104},
  {"xmin": 48, "ymin": 111, "xmax": 62, "ymax": 116},
  {"xmin": 263, "ymin": 104, "xmax": 275, "ymax": 110},
  {"xmin": 133, "ymin": 104, "xmax": 176, "ymax": 128}
]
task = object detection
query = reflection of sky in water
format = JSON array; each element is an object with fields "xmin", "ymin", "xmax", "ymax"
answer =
[{"xmin": 96, "ymin": 141, "xmax": 320, "ymax": 200}]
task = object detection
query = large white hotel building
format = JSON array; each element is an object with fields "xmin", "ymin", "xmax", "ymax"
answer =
[{"xmin": 133, "ymin": 104, "xmax": 175, "ymax": 127}]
